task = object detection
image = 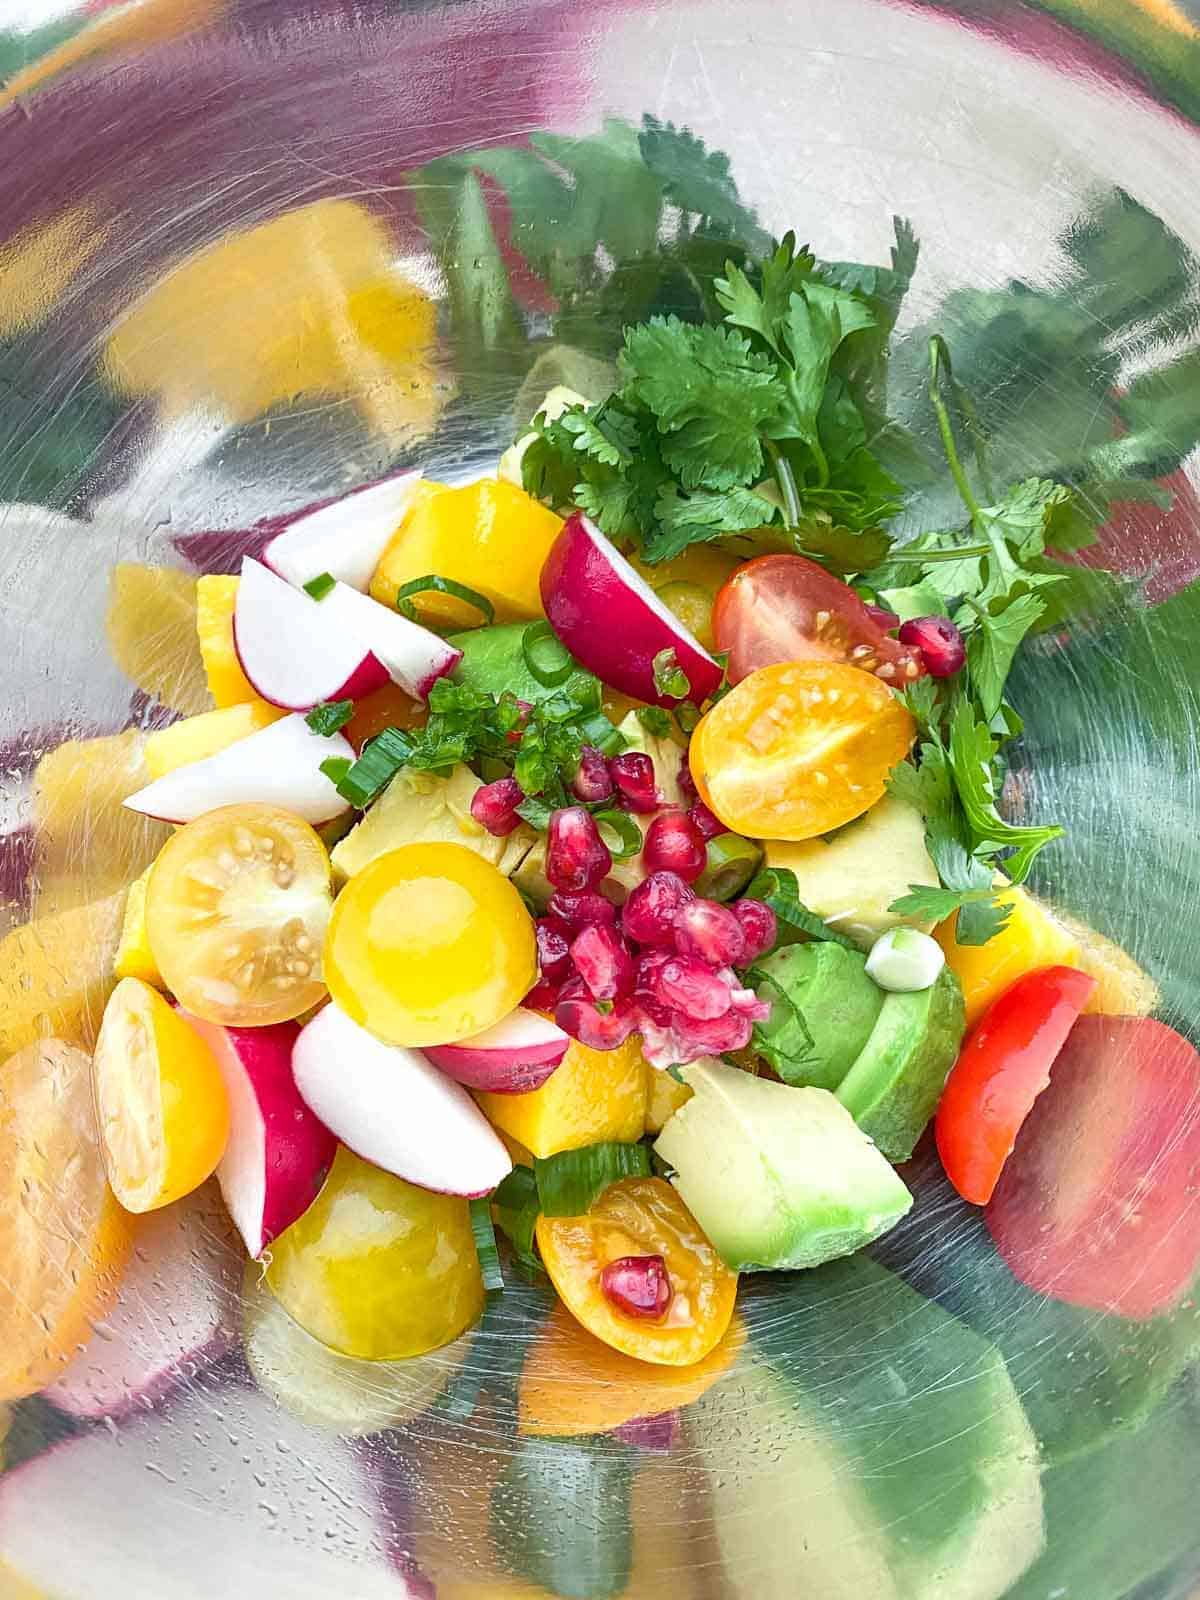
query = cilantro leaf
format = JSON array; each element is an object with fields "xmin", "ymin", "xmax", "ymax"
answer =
[
  {"xmin": 963, "ymin": 590, "xmax": 1047, "ymax": 720},
  {"xmin": 715, "ymin": 232, "xmax": 817, "ymax": 358},
  {"xmin": 638, "ymin": 116, "xmax": 770, "ymax": 243},
  {"xmin": 648, "ymin": 483, "xmax": 778, "ymax": 560},
  {"xmin": 946, "ymin": 701, "xmax": 1064, "ymax": 882}
]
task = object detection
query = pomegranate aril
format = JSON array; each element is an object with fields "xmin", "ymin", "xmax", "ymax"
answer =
[
  {"xmin": 535, "ymin": 917, "xmax": 572, "ymax": 982},
  {"xmin": 524, "ymin": 978, "xmax": 564, "ymax": 1013},
  {"xmin": 555, "ymin": 993, "xmax": 637, "ymax": 1051},
  {"xmin": 600, "ymin": 1254, "xmax": 671, "ymax": 1320},
  {"xmin": 546, "ymin": 806, "xmax": 612, "ymax": 893},
  {"xmin": 898, "ymin": 615, "xmax": 966, "ymax": 678},
  {"xmin": 571, "ymin": 924, "xmax": 634, "ymax": 1001},
  {"xmin": 687, "ymin": 801, "xmax": 724, "ymax": 842},
  {"xmin": 547, "ymin": 890, "xmax": 618, "ymax": 934},
  {"xmin": 653, "ymin": 957, "xmax": 733, "ymax": 1021},
  {"xmin": 634, "ymin": 949, "xmax": 675, "ymax": 1025},
  {"xmin": 611, "ymin": 1410, "xmax": 681, "ymax": 1453},
  {"xmin": 622, "ymin": 871, "xmax": 696, "ymax": 948},
  {"xmin": 572, "ymin": 745, "xmax": 614, "ymax": 803},
  {"xmin": 671, "ymin": 1006, "xmax": 754, "ymax": 1056},
  {"xmin": 677, "ymin": 755, "xmax": 697, "ymax": 802},
  {"xmin": 609, "ymin": 752, "xmax": 660, "ymax": 814},
  {"xmin": 865, "ymin": 603, "xmax": 899, "ymax": 632},
  {"xmin": 470, "ymin": 777, "xmax": 524, "ymax": 836},
  {"xmin": 643, "ymin": 811, "xmax": 707, "ymax": 883},
  {"xmin": 674, "ymin": 899, "xmax": 747, "ymax": 967},
  {"xmin": 731, "ymin": 899, "xmax": 778, "ymax": 962}
]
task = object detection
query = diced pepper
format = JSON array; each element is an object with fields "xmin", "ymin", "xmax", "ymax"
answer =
[
  {"xmin": 369, "ymin": 478, "xmax": 563, "ymax": 629},
  {"xmin": 476, "ymin": 1035, "xmax": 647, "ymax": 1159},
  {"xmin": 113, "ymin": 866, "xmax": 161, "ymax": 988},
  {"xmin": 935, "ymin": 882, "xmax": 1081, "ymax": 1027},
  {"xmin": 143, "ymin": 701, "xmax": 283, "ymax": 780}
]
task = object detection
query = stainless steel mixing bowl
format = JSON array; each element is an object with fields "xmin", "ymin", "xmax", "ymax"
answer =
[{"xmin": 2, "ymin": 1, "xmax": 1199, "ymax": 1595}]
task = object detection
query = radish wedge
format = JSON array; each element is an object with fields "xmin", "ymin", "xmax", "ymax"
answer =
[
  {"xmin": 45, "ymin": 1184, "xmax": 239, "ymax": 1421},
  {"xmin": 425, "ymin": 1006, "xmax": 569, "ymax": 1093},
  {"xmin": 262, "ymin": 469, "xmax": 423, "ymax": 591},
  {"xmin": 122, "ymin": 712, "xmax": 352, "ymax": 825},
  {"xmin": 235, "ymin": 557, "xmax": 459, "ymax": 708},
  {"xmin": 0, "ymin": 1384, "xmax": 404, "ymax": 1599},
  {"xmin": 540, "ymin": 512, "xmax": 723, "ymax": 707},
  {"xmin": 181, "ymin": 1015, "xmax": 336, "ymax": 1258},
  {"xmin": 293, "ymin": 1001, "xmax": 512, "ymax": 1196}
]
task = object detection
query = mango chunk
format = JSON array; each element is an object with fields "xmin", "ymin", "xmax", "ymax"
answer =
[
  {"xmin": 644, "ymin": 1060, "xmax": 693, "ymax": 1134},
  {"xmin": 936, "ymin": 884, "xmax": 1081, "ymax": 1028},
  {"xmin": 476, "ymin": 1035, "xmax": 647, "ymax": 1158},
  {"xmin": 143, "ymin": 701, "xmax": 283, "ymax": 780},
  {"xmin": 195, "ymin": 575, "xmax": 267, "ymax": 709}
]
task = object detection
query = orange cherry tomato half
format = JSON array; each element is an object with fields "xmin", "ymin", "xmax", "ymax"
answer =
[
  {"xmin": 935, "ymin": 965, "xmax": 1096, "ymax": 1206},
  {"xmin": 688, "ymin": 660, "xmax": 916, "ymax": 841},
  {"xmin": 712, "ymin": 554, "xmax": 925, "ymax": 687},
  {"xmin": 536, "ymin": 1176, "xmax": 737, "ymax": 1367}
]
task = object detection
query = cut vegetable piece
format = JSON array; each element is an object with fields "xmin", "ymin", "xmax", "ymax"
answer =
[
  {"xmin": 45, "ymin": 1184, "xmax": 239, "ymax": 1420},
  {"xmin": 195, "ymin": 574, "xmax": 263, "ymax": 707},
  {"xmin": 182, "ymin": 1014, "xmax": 335, "ymax": 1257},
  {"xmin": 449, "ymin": 619, "xmax": 601, "ymax": 708},
  {"xmin": 106, "ymin": 562, "xmax": 209, "ymax": 716},
  {"xmin": 265, "ymin": 1145, "xmax": 485, "ymax": 1359},
  {"xmin": 475, "ymin": 1031, "xmax": 648, "ymax": 1158},
  {"xmin": 518, "ymin": 1302, "xmax": 744, "ymax": 1437},
  {"xmin": 262, "ymin": 468, "xmax": 423, "ymax": 591},
  {"xmin": 126, "ymin": 712, "xmax": 351, "ymax": 825},
  {"xmin": 540, "ymin": 512, "xmax": 723, "ymax": 707},
  {"xmin": 293, "ymin": 1002, "xmax": 511, "ymax": 1196},
  {"xmin": 537, "ymin": 1176, "xmax": 736, "ymax": 1366},
  {"xmin": 424, "ymin": 1006, "xmax": 569, "ymax": 1093},
  {"xmin": 234, "ymin": 556, "xmax": 459, "ymax": 708},
  {"xmin": 987, "ymin": 1015, "xmax": 1200, "ymax": 1319},
  {"xmin": 1059, "ymin": 910, "xmax": 1160, "ymax": 1017},
  {"xmin": 534, "ymin": 1141, "xmax": 652, "ymax": 1217},
  {"xmin": 0, "ymin": 891, "xmax": 125, "ymax": 1058},
  {"xmin": 145, "ymin": 803, "xmax": 333, "ymax": 1026},
  {"xmin": 835, "ymin": 965, "xmax": 965, "ymax": 1162},
  {"xmin": 752, "ymin": 942, "xmax": 884, "ymax": 1091},
  {"xmin": 113, "ymin": 865, "xmax": 161, "ymax": 986},
  {"xmin": 242, "ymin": 1269, "xmax": 464, "ymax": 1434},
  {"xmin": 936, "ymin": 965, "xmax": 1095, "ymax": 1207},
  {"xmin": 92, "ymin": 978, "xmax": 230, "ymax": 1213},
  {"xmin": 0, "ymin": 1383, "xmax": 407, "ymax": 1598},
  {"xmin": 0, "ymin": 1040, "xmax": 133, "ymax": 1401},
  {"xmin": 655, "ymin": 1061, "xmax": 912, "ymax": 1272},
  {"xmin": 143, "ymin": 700, "xmax": 284, "ymax": 780},
  {"xmin": 644, "ymin": 1059, "xmax": 694, "ymax": 1133},
  {"xmin": 936, "ymin": 881, "xmax": 1081, "ymax": 1027}
]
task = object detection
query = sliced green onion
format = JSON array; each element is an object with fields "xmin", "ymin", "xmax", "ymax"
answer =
[
  {"xmin": 578, "ymin": 711, "xmax": 625, "ymax": 756},
  {"xmin": 652, "ymin": 647, "xmax": 690, "ymax": 701},
  {"xmin": 494, "ymin": 1165, "xmax": 541, "ymax": 1264},
  {"xmin": 515, "ymin": 795, "xmax": 554, "ymax": 831},
  {"xmin": 695, "ymin": 833, "xmax": 763, "ymax": 902},
  {"xmin": 522, "ymin": 621, "xmax": 575, "ymax": 688},
  {"xmin": 319, "ymin": 756, "xmax": 352, "ymax": 787},
  {"xmin": 469, "ymin": 1196, "xmax": 505, "ymax": 1293},
  {"xmin": 592, "ymin": 809, "xmax": 643, "ymax": 861},
  {"xmin": 636, "ymin": 706, "xmax": 673, "ymax": 737},
  {"xmin": 478, "ymin": 754, "xmax": 511, "ymax": 783},
  {"xmin": 674, "ymin": 702, "xmax": 701, "ymax": 736},
  {"xmin": 534, "ymin": 1142, "xmax": 652, "ymax": 1218},
  {"xmin": 303, "ymin": 571, "xmax": 336, "ymax": 601},
  {"xmin": 305, "ymin": 699, "xmax": 354, "ymax": 737},
  {"xmin": 396, "ymin": 574, "xmax": 495, "ymax": 627},
  {"xmin": 333, "ymin": 726, "xmax": 412, "ymax": 807}
]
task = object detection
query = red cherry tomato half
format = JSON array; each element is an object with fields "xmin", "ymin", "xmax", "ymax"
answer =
[
  {"xmin": 987, "ymin": 1015, "xmax": 1200, "ymax": 1320},
  {"xmin": 935, "ymin": 965, "xmax": 1096, "ymax": 1206},
  {"xmin": 711, "ymin": 554, "xmax": 926, "ymax": 687}
]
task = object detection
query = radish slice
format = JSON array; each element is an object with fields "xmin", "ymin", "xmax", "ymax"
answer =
[
  {"xmin": 0, "ymin": 1384, "xmax": 406, "ymax": 1599},
  {"xmin": 235, "ymin": 557, "xmax": 460, "ymax": 707},
  {"xmin": 262, "ymin": 469, "xmax": 423, "ymax": 591},
  {"xmin": 540, "ymin": 512, "xmax": 723, "ymax": 707},
  {"xmin": 181, "ymin": 1015, "xmax": 336, "ymax": 1258},
  {"xmin": 122, "ymin": 711, "xmax": 352, "ymax": 825},
  {"xmin": 44, "ymin": 1185, "xmax": 239, "ymax": 1421},
  {"xmin": 293, "ymin": 1002, "xmax": 512, "ymax": 1197},
  {"xmin": 424, "ymin": 1006, "xmax": 569, "ymax": 1093}
]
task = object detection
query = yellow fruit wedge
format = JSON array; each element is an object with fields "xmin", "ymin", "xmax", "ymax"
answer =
[
  {"xmin": 195, "ymin": 575, "xmax": 268, "ymax": 708},
  {"xmin": 0, "ymin": 892, "xmax": 125, "ymax": 1059},
  {"xmin": 644, "ymin": 1059, "xmax": 694, "ymax": 1133},
  {"xmin": 1057, "ymin": 910, "xmax": 1161, "ymax": 1017},
  {"xmin": 936, "ymin": 883, "xmax": 1081, "ymax": 1028},
  {"xmin": 113, "ymin": 865, "xmax": 161, "ymax": 987},
  {"xmin": 476, "ymin": 1034, "xmax": 648, "ymax": 1158},
  {"xmin": 92, "ymin": 978, "xmax": 230, "ymax": 1213},
  {"xmin": 143, "ymin": 700, "xmax": 284, "ymax": 780},
  {"xmin": 105, "ymin": 563, "xmax": 210, "ymax": 716}
]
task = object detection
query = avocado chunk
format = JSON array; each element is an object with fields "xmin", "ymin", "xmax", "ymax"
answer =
[
  {"xmin": 752, "ymin": 942, "xmax": 884, "ymax": 1091},
  {"xmin": 448, "ymin": 621, "xmax": 599, "ymax": 708},
  {"xmin": 835, "ymin": 965, "xmax": 965, "ymax": 1161},
  {"xmin": 654, "ymin": 1060, "xmax": 912, "ymax": 1272},
  {"xmin": 331, "ymin": 764, "xmax": 536, "ymax": 883},
  {"xmin": 764, "ymin": 794, "xmax": 939, "ymax": 950}
]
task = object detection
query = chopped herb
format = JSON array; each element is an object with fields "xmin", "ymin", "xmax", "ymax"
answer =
[
  {"xmin": 305, "ymin": 699, "xmax": 353, "ymax": 737},
  {"xmin": 319, "ymin": 756, "xmax": 352, "ymax": 787},
  {"xmin": 651, "ymin": 647, "xmax": 691, "ymax": 700},
  {"xmin": 635, "ymin": 705, "xmax": 673, "ymax": 737},
  {"xmin": 302, "ymin": 571, "xmax": 336, "ymax": 601}
]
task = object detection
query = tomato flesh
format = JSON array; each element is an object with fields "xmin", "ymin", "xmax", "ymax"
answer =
[
  {"xmin": 935, "ymin": 965, "xmax": 1096, "ymax": 1206},
  {"xmin": 712, "ymin": 554, "xmax": 925, "ymax": 687}
]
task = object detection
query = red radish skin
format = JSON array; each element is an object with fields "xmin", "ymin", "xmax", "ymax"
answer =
[
  {"xmin": 424, "ymin": 1007, "xmax": 570, "ymax": 1094},
  {"xmin": 540, "ymin": 513, "xmax": 723, "ymax": 707},
  {"xmin": 293, "ymin": 1002, "xmax": 512, "ymax": 1194},
  {"xmin": 181, "ymin": 1015, "xmax": 336, "ymax": 1259},
  {"xmin": 986, "ymin": 1015, "xmax": 1200, "ymax": 1320},
  {"xmin": 262, "ymin": 469, "xmax": 423, "ymax": 592},
  {"xmin": 122, "ymin": 712, "xmax": 352, "ymax": 825},
  {"xmin": 45, "ymin": 1185, "xmax": 239, "ymax": 1421}
]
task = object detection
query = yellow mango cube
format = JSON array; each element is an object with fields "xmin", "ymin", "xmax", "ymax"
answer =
[
  {"xmin": 144, "ymin": 701, "xmax": 284, "ymax": 781},
  {"xmin": 113, "ymin": 866, "xmax": 161, "ymax": 987},
  {"xmin": 476, "ymin": 1035, "xmax": 647, "ymax": 1159},
  {"xmin": 195, "ymin": 575, "xmax": 268, "ymax": 709},
  {"xmin": 936, "ymin": 883, "xmax": 1081, "ymax": 1028},
  {"xmin": 106, "ymin": 563, "xmax": 209, "ymax": 716},
  {"xmin": 0, "ymin": 892, "xmax": 126, "ymax": 1058},
  {"xmin": 370, "ymin": 478, "xmax": 563, "ymax": 628},
  {"xmin": 644, "ymin": 1061, "xmax": 694, "ymax": 1134}
]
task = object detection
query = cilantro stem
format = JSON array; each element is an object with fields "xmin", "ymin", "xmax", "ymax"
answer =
[
  {"xmin": 764, "ymin": 439, "xmax": 801, "ymax": 527},
  {"xmin": 929, "ymin": 337, "xmax": 984, "ymax": 528},
  {"xmin": 784, "ymin": 371, "xmax": 829, "ymax": 488},
  {"xmin": 885, "ymin": 542, "xmax": 992, "ymax": 564}
]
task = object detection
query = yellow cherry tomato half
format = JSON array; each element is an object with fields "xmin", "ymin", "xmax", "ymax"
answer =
[
  {"xmin": 92, "ymin": 977, "xmax": 230, "ymax": 1213},
  {"xmin": 689, "ymin": 660, "xmax": 916, "ymax": 841},
  {"xmin": 536, "ymin": 1177, "xmax": 737, "ymax": 1367},
  {"xmin": 146, "ymin": 803, "xmax": 333, "ymax": 1026},
  {"xmin": 324, "ymin": 841, "xmax": 537, "ymax": 1047},
  {"xmin": 265, "ymin": 1146, "xmax": 485, "ymax": 1360}
]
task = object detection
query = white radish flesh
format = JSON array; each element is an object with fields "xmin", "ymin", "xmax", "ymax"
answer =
[{"xmin": 262, "ymin": 469, "xmax": 423, "ymax": 592}]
